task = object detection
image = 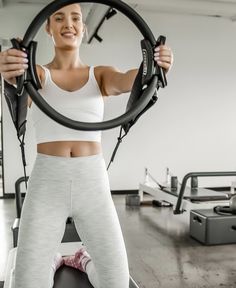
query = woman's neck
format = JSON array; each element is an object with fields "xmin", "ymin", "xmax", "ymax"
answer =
[{"xmin": 49, "ymin": 48, "xmax": 86, "ymax": 70}]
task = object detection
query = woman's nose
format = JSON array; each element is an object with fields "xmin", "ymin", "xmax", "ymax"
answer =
[{"xmin": 64, "ymin": 18, "xmax": 73, "ymax": 28}]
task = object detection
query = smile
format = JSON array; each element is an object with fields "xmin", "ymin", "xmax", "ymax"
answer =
[{"xmin": 61, "ymin": 33, "xmax": 76, "ymax": 38}]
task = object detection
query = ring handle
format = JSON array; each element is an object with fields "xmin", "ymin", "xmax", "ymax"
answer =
[
  {"xmin": 10, "ymin": 38, "xmax": 25, "ymax": 96},
  {"xmin": 16, "ymin": 0, "xmax": 167, "ymax": 131}
]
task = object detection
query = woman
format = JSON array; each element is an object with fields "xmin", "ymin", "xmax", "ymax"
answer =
[{"xmin": 0, "ymin": 3, "xmax": 173, "ymax": 288}]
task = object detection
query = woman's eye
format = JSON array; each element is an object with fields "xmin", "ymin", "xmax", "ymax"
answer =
[
  {"xmin": 73, "ymin": 17, "xmax": 81, "ymax": 22},
  {"xmin": 55, "ymin": 17, "xmax": 63, "ymax": 21}
]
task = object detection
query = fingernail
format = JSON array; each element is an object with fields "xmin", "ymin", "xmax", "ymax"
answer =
[
  {"xmin": 23, "ymin": 64, "xmax": 28, "ymax": 68},
  {"xmin": 23, "ymin": 58, "xmax": 28, "ymax": 63},
  {"xmin": 22, "ymin": 53, "xmax": 27, "ymax": 57}
]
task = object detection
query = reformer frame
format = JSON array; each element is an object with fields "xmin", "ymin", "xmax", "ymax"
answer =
[{"xmin": 139, "ymin": 171, "xmax": 236, "ymax": 214}]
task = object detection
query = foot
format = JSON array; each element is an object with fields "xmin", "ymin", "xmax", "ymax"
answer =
[
  {"xmin": 63, "ymin": 247, "xmax": 91, "ymax": 273},
  {"xmin": 52, "ymin": 253, "xmax": 64, "ymax": 272}
]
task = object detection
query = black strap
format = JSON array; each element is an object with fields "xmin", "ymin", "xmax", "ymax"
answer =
[
  {"xmin": 107, "ymin": 127, "xmax": 127, "ymax": 170},
  {"xmin": 107, "ymin": 63, "xmax": 159, "ymax": 169},
  {"xmin": 4, "ymin": 81, "xmax": 28, "ymax": 189},
  {"xmin": 18, "ymin": 132, "xmax": 27, "ymax": 190}
]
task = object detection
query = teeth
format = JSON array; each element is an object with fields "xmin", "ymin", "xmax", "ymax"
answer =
[{"xmin": 62, "ymin": 33, "xmax": 74, "ymax": 36}]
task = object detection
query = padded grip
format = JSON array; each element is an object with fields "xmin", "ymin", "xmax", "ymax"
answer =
[
  {"xmin": 155, "ymin": 35, "xmax": 167, "ymax": 88},
  {"xmin": 10, "ymin": 38, "xmax": 26, "ymax": 95}
]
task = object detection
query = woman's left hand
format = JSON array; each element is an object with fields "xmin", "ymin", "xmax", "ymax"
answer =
[{"xmin": 154, "ymin": 45, "xmax": 173, "ymax": 73}]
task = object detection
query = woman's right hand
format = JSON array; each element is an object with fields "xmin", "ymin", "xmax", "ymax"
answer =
[{"xmin": 0, "ymin": 48, "xmax": 28, "ymax": 85}]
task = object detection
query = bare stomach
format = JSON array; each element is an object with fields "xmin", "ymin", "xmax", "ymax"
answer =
[{"xmin": 37, "ymin": 141, "xmax": 102, "ymax": 157}]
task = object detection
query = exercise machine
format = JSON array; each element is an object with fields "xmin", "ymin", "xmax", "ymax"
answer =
[
  {"xmin": 139, "ymin": 169, "xmax": 236, "ymax": 214},
  {"xmin": 4, "ymin": 247, "xmax": 139, "ymax": 288}
]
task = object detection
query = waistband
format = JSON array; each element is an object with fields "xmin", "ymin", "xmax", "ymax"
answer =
[
  {"xmin": 36, "ymin": 152, "xmax": 103, "ymax": 162},
  {"xmin": 30, "ymin": 152, "xmax": 105, "ymax": 181}
]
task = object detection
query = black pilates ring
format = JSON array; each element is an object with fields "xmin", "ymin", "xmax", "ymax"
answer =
[{"xmin": 15, "ymin": 0, "xmax": 167, "ymax": 131}]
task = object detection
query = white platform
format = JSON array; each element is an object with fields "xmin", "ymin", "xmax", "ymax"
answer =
[{"xmin": 3, "ymin": 242, "xmax": 83, "ymax": 288}]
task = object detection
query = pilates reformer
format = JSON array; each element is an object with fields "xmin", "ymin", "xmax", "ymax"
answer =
[
  {"xmin": 3, "ymin": 177, "xmax": 139, "ymax": 288},
  {"xmin": 139, "ymin": 169, "xmax": 236, "ymax": 214}
]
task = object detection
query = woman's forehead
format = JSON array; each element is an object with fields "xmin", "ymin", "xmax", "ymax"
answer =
[{"xmin": 53, "ymin": 4, "xmax": 82, "ymax": 16}]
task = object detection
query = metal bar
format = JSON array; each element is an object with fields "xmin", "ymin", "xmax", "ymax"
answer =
[
  {"xmin": 130, "ymin": 276, "xmax": 140, "ymax": 288},
  {"xmin": 0, "ymin": 44, "xmax": 5, "ymax": 198},
  {"xmin": 15, "ymin": 176, "xmax": 29, "ymax": 218},
  {"xmin": 174, "ymin": 171, "xmax": 236, "ymax": 214},
  {"xmin": 87, "ymin": 6, "xmax": 112, "ymax": 44}
]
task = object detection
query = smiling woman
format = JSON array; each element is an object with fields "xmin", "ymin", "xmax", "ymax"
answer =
[
  {"xmin": 46, "ymin": 4, "xmax": 85, "ymax": 49},
  {"xmin": 0, "ymin": 1, "xmax": 173, "ymax": 288}
]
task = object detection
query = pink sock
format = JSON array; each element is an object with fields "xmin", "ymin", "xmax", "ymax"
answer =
[
  {"xmin": 52, "ymin": 253, "xmax": 64, "ymax": 272},
  {"xmin": 63, "ymin": 247, "xmax": 91, "ymax": 273}
]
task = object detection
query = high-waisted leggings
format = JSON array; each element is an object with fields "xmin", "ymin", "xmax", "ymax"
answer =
[{"xmin": 14, "ymin": 153, "xmax": 129, "ymax": 288}]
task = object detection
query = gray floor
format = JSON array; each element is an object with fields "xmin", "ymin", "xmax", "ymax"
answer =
[{"xmin": 1, "ymin": 195, "xmax": 236, "ymax": 287}]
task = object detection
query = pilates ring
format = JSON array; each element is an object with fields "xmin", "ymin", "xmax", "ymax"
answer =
[{"xmin": 13, "ymin": 0, "xmax": 167, "ymax": 131}]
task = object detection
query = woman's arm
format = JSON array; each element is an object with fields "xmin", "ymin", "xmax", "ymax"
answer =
[{"xmin": 101, "ymin": 44, "xmax": 173, "ymax": 96}]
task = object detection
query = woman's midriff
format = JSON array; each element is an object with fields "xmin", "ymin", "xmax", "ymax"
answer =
[{"xmin": 37, "ymin": 141, "xmax": 102, "ymax": 157}]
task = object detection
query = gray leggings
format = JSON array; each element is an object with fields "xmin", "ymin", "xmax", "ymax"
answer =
[{"xmin": 14, "ymin": 153, "xmax": 129, "ymax": 288}]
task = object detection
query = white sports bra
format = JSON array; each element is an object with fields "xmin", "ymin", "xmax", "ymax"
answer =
[{"xmin": 30, "ymin": 66, "xmax": 104, "ymax": 144}]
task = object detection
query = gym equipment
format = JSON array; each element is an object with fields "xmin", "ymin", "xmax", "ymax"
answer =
[
  {"xmin": 11, "ymin": 0, "xmax": 167, "ymax": 132},
  {"xmin": 3, "ymin": 177, "xmax": 140, "ymax": 288},
  {"xmin": 125, "ymin": 194, "xmax": 140, "ymax": 206},
  {"xmin": 190, "ymin": 209, "xmax": 236, "ymax": 245},
  {"xmin": 173, "ymin": 171, "xmax": 236, "ymax": 214},
  {"xmin": 139, "ymin": 169, "xmax": 236, "ymax": 214},
  {"xmin": 3, "ymin": 246, "xmax": 139, "ymax": 288},
  {"xmin": 213, "ymin": 195, "xmax": 236, "ymax": 216}
]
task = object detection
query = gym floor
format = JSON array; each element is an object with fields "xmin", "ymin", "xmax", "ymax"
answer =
[{"xmin": 1, "ymin": 195, "xmax": 236, "ymax": 288}]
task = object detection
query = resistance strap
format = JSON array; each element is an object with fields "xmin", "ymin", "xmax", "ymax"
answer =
[
  {"xmin": 107, "ymin": 63, "xmax": 158, "ymax": 169},
  {"xmin": 4, "ymin": 81, "xmax": 28, "ymax": 189}
]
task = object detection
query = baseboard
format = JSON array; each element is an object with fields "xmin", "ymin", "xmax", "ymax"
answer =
[
  {"xmin": 111, "ymin": 190, "xmax": 138, "ymax": 195},
  {"xmin": 0, "ymin": 190, "xmax": 138, "ymax": 200},
  {"xmin": 205, "ymin": 186, "xmax": 230, "ymax": 192},
  {"xmin": 0, "ymin": 193, "xmax": 15, "ymax": 199}
]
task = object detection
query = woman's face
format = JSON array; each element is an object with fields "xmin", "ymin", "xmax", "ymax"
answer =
[{"xmin": 46, "ymin": 4, "xmax": 84, "ymax": 50}]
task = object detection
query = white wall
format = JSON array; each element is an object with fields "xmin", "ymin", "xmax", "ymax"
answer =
[{"xmin": 1, "ymin": 3, "xmax": 236, "ymax": 194}]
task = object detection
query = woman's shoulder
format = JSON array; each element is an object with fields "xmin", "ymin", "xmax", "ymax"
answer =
[
  {"xmin": 94, "ymin": 65, "xmax": 120, "ymax": 80},
  {"xmin": 94, "ymin": 65, "xmax": 119, "ymax": 74}
]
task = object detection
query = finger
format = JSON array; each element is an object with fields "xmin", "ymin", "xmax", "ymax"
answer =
[
  {"xmin": 156, "ymin": 61, "xmax": 171, "ymax": 71},
  {"xmin": 2, "ymin": 69, "xmax": 25, "ymax": 79},
  {"xmin": 154, "ymin": 49, "xmax": 172, "ymax": 60},
  {"xmin": 154, "ymin": 45, "xmax": 171, "ymax": 52},
  {"xmin": 3, "ymin": 55, "xmax": 28, "ymax": 64},
  {"xmin": 154, "ymin": 52, "xmax": 172, "ymax": 62},
  {"xmin": 0, "ymin": 63, "xmax": 28, "ymax": 73},
  {"xmin": 154, "ymin": 55, "xmax": 172, "ymax": 64},
  {"xmin": 3, "ymin": 48, "xmax": 27, "ymax": 58},
  {"xmin": 157, "ymin": 61, "xmax": 170, "ymax": 70}
]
